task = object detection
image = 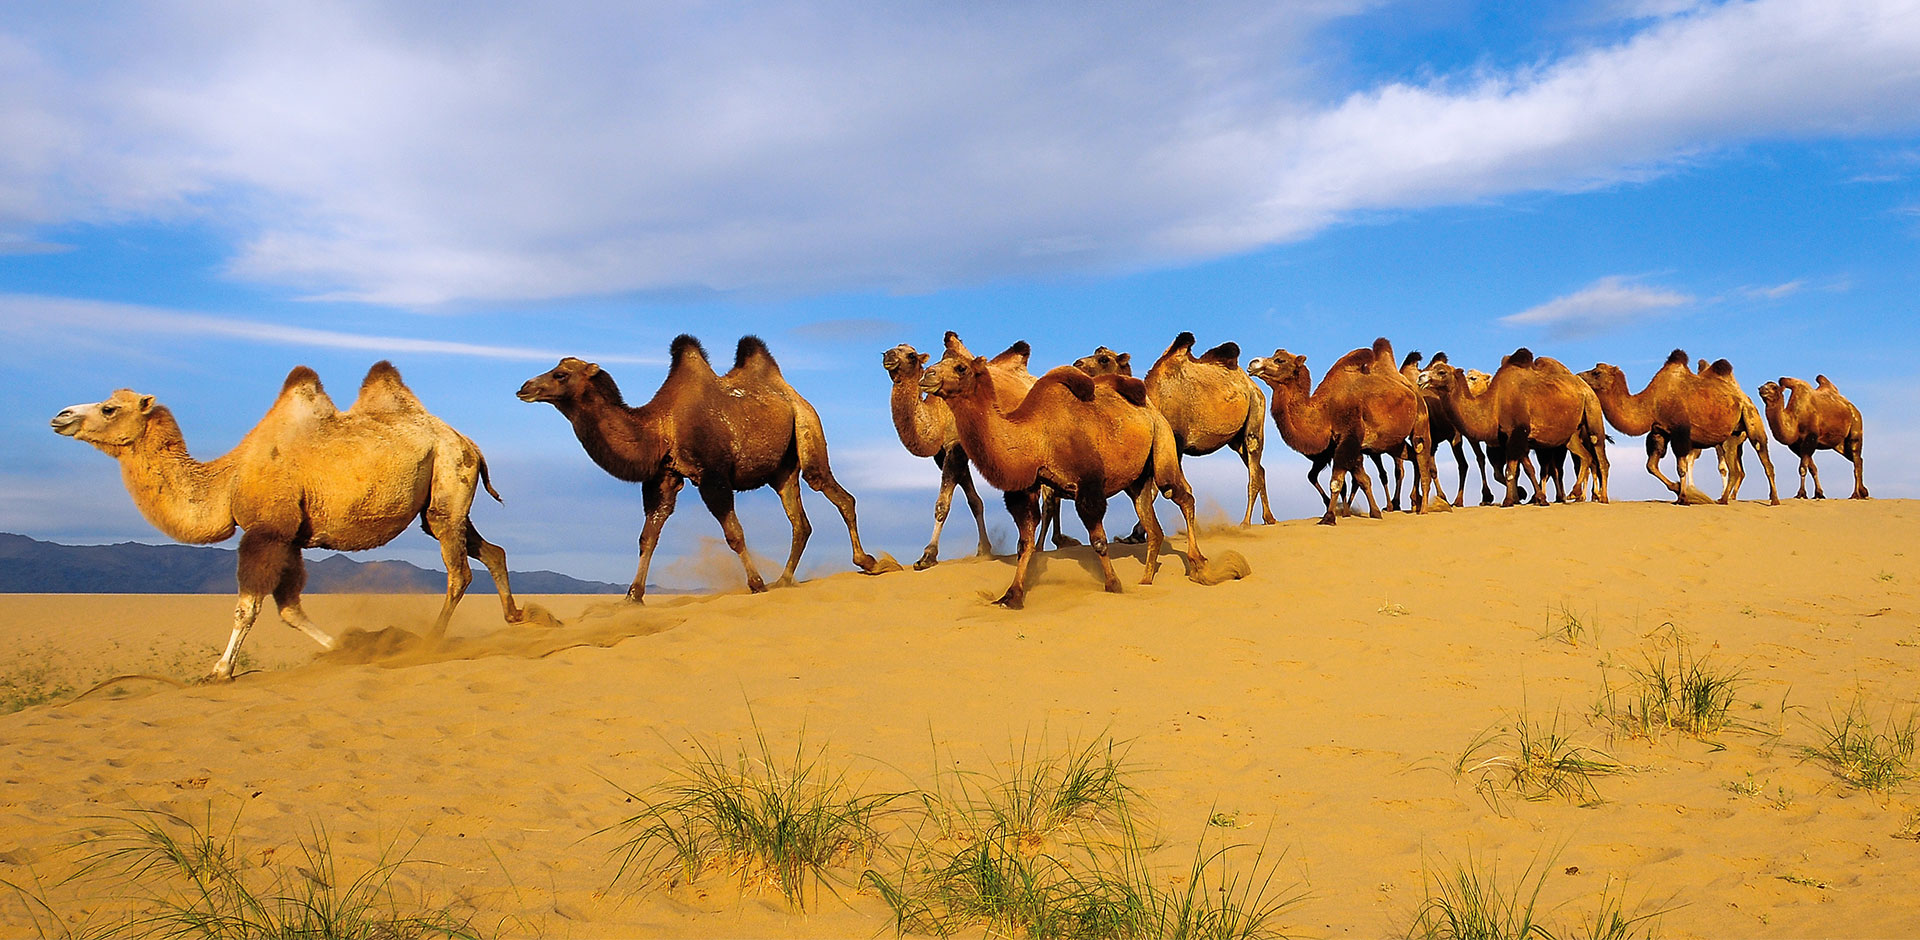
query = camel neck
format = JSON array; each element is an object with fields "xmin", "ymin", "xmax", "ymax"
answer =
[
  {"xmin": 1440, "ymin": 381, "xmax": 1501, "ymax": 442},
  {"xmin": 1592, "ymin": 378, "xmax": 1658, "ymax": 436},
  {"xmin": 1765, "ymin": 392, "xmax": 1798, "ymax": 444},
  {"xmin": 561, "ymin": 389, "xmax": 669, "ymax": 482},
  {"xmin": 890, "ymin": 376, "xmax": 950, "ymax": 458},
  {"xmin": 1267, "ymin": 378, "xmax": 1331, "ymax": 454},
  {"xmin": 116, "ymin": 416, "xmax": 238, "ymax": 544},
  {"xmin": 944, "ymin": 373, "xmax": 1037, "ymax": 490}
]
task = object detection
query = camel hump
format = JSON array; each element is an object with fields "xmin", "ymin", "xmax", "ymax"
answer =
[
  {"xmin": 1165, "ymin": 331, "xmax": 1198, "ymax": 357},
  {"xmin": 349, "ymin": 360, "xmax": 421, "ymax": 412},
  {"xmin": 1707, "ymin": 358, "xmax": 1734, "ymax": 378},
  {"xmin": 1401, "ymin": 350, "xmax": 1424, "ymax": 370},
  {"xmin": 272, "ymin": 365, "xmax": 339, "ymax": 418},
  {"xmin": 1815, "ymin": 373, "xmax": 1835, "ymax": 389},
  {"xmin": 1035, "ymin": 366, "xmax": 1097, "ymax": 402},
  {"xmin": 990, "ymin": 340, "xmax": 1031, "ymax": 369},
  {"xmin": 281, "ymin": 365, "xmax": 324, "ymax": 396},
  {"xmin": 1106, "ymin": 374, "xmax": 1150, "ymax": 407},
  {"xmin": 670, "ymin": 334, "xmax": 709, "ymax": 365},
  {"xmin": 942, "ymin": 330, "xmax": 973, "ymax": 359},
  {"xmin": 734, "ymin": 335, "xmax": 779, "ymax": 373},
  {"xmin": 1665, "ymin": 348, "xmax": 1690, "ymax": 367},
  {"xmin": 1430, "ymin": 351, "xmax": 1449, "ymax": 365},
  {"xmin": 1507, "ymin": 347, "xmax": 1536, "ymax": 369},
  {"xmin": 1197, "ymin": 341, "xmax": 1241, "ymax": 369},
  {"xmin": 1329, "ymin": 347, "xmax": 1374, "ymax": 373}
]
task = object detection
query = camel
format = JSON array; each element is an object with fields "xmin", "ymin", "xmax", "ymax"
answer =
[
  {"xmin": 1073, "ymin": 332, "xmax": 1277, "ymax": 533},
  {"xmin": 883, "ymin": 339, "xmax": 1035, "ymax": 569},
  {"xmin": 1578, "ymin": 350, "xmax": 1777, "ymax": 505},
  {"xmin": 1246, "ymin": 343, "xmax": 1436, "ymax": 525},
  {"xmin": 1402, "ymin": 351, "xmax": 1481, "ymax": 507},
  {"xmin": 1758, "ymin": 376, "xmax": 1867, "ymax": 499},
  {"xmin": 918, "ymin": 346, "xmax": 1246, "ymax": 608},
  {"xmin": 518, "ymin": 335, "xmax": 898, "ymax": 602},
  {"xmin": 1425, "ymin": 349, "xmax": 1608, "ymax": 507},
  {"xmin": 941, "ymin": 332, "xmax": 1077, "ymax": 551},
  {"xmin": 50, "ymin": 363, "xmax": 528, "ymax": 680}
]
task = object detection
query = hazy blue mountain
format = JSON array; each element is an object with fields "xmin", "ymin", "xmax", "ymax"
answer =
[{"xmin": 0, "ymin": 533, "xmax": 625, "ymax": 594}]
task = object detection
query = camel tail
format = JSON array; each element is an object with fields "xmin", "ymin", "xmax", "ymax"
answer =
[
  {"xmin": 479, "ymin": 454, "xmax": 503, "ymax": 503},
  {"xmin": 734, "ymin": 335, "xmax": 778, "ymax": 372},
  {"xmin": 1198, "ymin": 341, "xmax": 1241, "ymax": 369}
]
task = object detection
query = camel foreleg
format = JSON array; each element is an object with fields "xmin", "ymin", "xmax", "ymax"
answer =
[
  {"xmin": 1039, "ymin": 486, "xmax": 1079, "ymax": 549},
  {"xmin": 628, "ymin": 475, "xmax": 683, "ymax": 602},
  {"xmin": 1072, "ymin": 489, "xmax": 1122, "ymax": 594},
  {"xmin": 267, "ymin": 543, "xmax": 334, "ymax": 650},
  {"xmin": 997, "ymin": 489, "xmax": 1042, "ymax": 609},
  {"xmin": 916, "ymin": 448, "xmax": 966, "ymax": 569},
  {"xmin": 218, "ymin": 530, "xmax": 290, "ymax": 680},
  {"xmin": 700, "ymin": 482, "xmax": 768, "ymax": 593},
  {"xmin": 1307, "ymin": 456, "xmax": 1333, "ymax": 508},
  {"xmin": 1470, "ymin": 439, "xmax": 1497, "ymax": 505}
]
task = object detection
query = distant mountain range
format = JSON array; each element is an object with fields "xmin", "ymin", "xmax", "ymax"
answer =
[{"xmin": 0, "ymin": 533, "xmax": 626, "ymax": 594}]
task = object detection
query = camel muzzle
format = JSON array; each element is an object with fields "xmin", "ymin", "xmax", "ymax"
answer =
[
  {"xmin": 514, "ymin": 382, "xmax": 546, "ymax": 403},
  {"xmin": 49, "ymin": 410, "xmax": 80, "ymax": 435}
]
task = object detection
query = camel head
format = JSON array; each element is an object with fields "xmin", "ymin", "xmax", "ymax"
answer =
[
  {"xmin": 1578, "ymin": 363, "xmax": 1626, "ymax": 396},
  {"xmin": 1757, "ymin": 381, "xmax": 1783, "ymax": 405},
  {"xmin": 1422, "ymin": 361, "xmax": 1466, "ymax": 395},
  {"xmin": 1245, "ymin": 350, "xmax": 1308, "ymax": 392},
  {"xmin": 1073, "ymin": 346, "xmax": 1132, "ymax": 377},
  {"xmin": 50, "ymin": 389, "xmax": 158, "ymax": 451},
  {"xmin": 919, "ymin": 355, "xmax": 989, "ymax": 399},
  {"xmin": 517, "ymin": 357, "xmax": 602, "ymax": 405},
  {"xmin": 881, "ymin": 344, "xmax": 931, "ymax": 384},
  {"xmin": 1464, "ymin": 369, "xmax": 1493, "ymax": 395}
]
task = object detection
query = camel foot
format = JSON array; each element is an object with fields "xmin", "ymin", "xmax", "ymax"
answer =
[
  {"xmin": 1051, "ymin": 534, "xmax": 1081, "ymax": 548},
  {"xmin": 1368, "ymin": 509, "xmax": 1383, "ymax": 519},
  {"xmin": 993, "ymin": 588, "xmax": 1026, "ymax": 610},
  {"xmin": 1115, "ymin": 526, "xmax": 1147, "ymax": 545},
  {"xmin": 913, "ymin": 552, "xmax": 940, "ymax": 571},
  {"xmin": 1452, "ymin": 497, "xmax": 1465, "ymax": 508},
  {"xmin": 747, "ymin": 578, "xmax": 768, "ymax": 593},
  {"xmin": 1769, "ymin": 497, "xmax": 1781, "ymax": 506},
  {"xmin": 857, "ymin": 552, "xmax": 904, "ymax": 575},
  {"xmin": 772, "ymin": 575, "xmax": 797, "ymax": 589},
  {"xmin": 1853, "ymin": 489, "xmax": 1870, "ymax": 499},
  {"xmin": 1187, "ymin": 550, "xmax": 1251, "ymax": 586},
  {"xmin": 1103, "ymin": 577, "xmax": 1124, "ymax": 594},
  {"xmin": 1317, "ymin": 513, "xmax": 1337, "ymax": 526}
]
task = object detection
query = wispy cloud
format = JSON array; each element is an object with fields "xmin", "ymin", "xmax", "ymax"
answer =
[
  {"xmin": 0, "ymin": 294, "xmax": 658, "ymax": 364},
  {"xmin": 1502, "ymin": 276, "xmax": 1694, "ymax": 337},
  {"xmin": 1740, "ymin": 279, "xmax": 1806, "ymax": 300},
  {"xmin": 1, "ymin": 0, "xmax": 1917, "ymax": 303}
]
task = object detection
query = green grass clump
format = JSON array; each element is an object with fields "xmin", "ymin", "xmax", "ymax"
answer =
[
  {"xmin": 1455, "ymin": 709, "xmax": 1623, "ymax": 810},
  {"xmin": 1, "ymin": 657, "xmax": 75, "ymax": 714},
  {"xmin": 1537, "ymin": 604, "xmax": 1594, "ymax": 647},
  {"xmin": 866, "ymin": 736, "xmax": 1302, "ymax": 939},
  {"xmin": 1596, "ymin": 638, "xmax": 1745, "ymax": 739},
  {"xmin": 1405, "ymin": 849, "xmax": 1669, "ymax": 940},
  {"xmin": 1803, "ymin": 694, "xmax": 1918, "ymax": 792},
  {"xmin": 603, "ymin": 719, "xmax": 898, "ymax": 908},
  {"xmin": 4, "ymin": 807, "xmax": 475, "ymax": 940}
]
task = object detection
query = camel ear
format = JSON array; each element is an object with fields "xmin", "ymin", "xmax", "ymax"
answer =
[
  {"xmin": 1117, "ymin": 352, "xmax": 1131, "ymax": 368},
  {"xmin": 916, "ymin": 352, "xmax": 930, "ymax": 367},
  {"xmin": 138, "ymin": 395, "xmax": 155, "ymax": 413},
  {"xmin": 582, "ymin": 362, "xmax": 601, "ymax": 378}
]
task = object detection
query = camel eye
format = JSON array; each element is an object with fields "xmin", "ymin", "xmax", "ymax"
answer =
[
  {"xmin": 955, "ymin": 364, "xmax": 968, "ymax": 374},
  {"xmin": 101, "ymin": 406, "xmax": 117, "ymax": 416}
]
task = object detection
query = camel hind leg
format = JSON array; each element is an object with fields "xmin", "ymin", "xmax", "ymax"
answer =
[
  {"xmin": 797, "ymin": 453, "xmax": 899, "ymax": 575},
  {"xmin": 1128, "ymin": 481, "xmax": 1164, "ymax": 585},
  {"xmin": 1071, "ymin": 486, "xmax": 1123, "ymax": 594},
  {"xmin": 216, "ymin": 530, "xmax": 293, "ymax": 680},
  {"xmin": 268, "ymin": 545, "xmax": 333, "ymax": 649},
  {"xmin": 1239, "ymin": 426, "xmax": 1277, "ymax": 526},
  {"xmin": 772, "ymin": 467, "xmax": 813, "ymax": 587},
  {"xmin": 1847, "ymin": 431, "xmax": 1868, "ymax": 499},
  {"xmin": 462, "ymin": 520, "xmax": 524, "ymax": 623},
  {"xmin": 997, "ymin": 489, "xmax": 1042, "ymax": 609},
  {"xmin": 424, "ymin": 509, "xmax": 474, "ymax": 641}
]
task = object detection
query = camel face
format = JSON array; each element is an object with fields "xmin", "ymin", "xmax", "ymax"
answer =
[
  {"xmin": 919, "ymin": 356, "xmax": 984, "ymax": 399},
  {"xmin": 881, "ymin": 345, "xmax": 930, "ymax": 382},
  {"xmin": 1577, "ymin": 364, "xmax": 1626, "ymax": 396},
  {"xmin": 517, "ymin": 357, "xmax": 599, "ymax": 404},
  {"xmin": 1246, "ymin": 351, "xmax": 1306, "ymax": 391},
  {"xmin": 1464, "ymin": 370, "xmax": 1493, "ymax": 396},
  {"xmin": 1758, "ymin": 381, "xmax": 1783, "ymax": 405},
  {"xmin": 50, "ymin": 390, "xmax": 154, "ymax": 448},
  {"xmin": 1073, "ymin": 347, "xmax": 1131, "ymax": 377}
]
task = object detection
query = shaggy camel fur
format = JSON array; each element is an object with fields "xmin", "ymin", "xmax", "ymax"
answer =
[
  {"xmin": 1578, "ymin": 350, "xmax": 1777, "ymax": 505},
  {"xmin": 883, "ymin": 340, "xmax": 1035, "ymax": 568},
  {"xmin": 1426, "ymin": 349, "xmax": 1608, "ymax": 507},
  {"xmin": 1073, "ymin": 332, "xmax": 1277, "ymax": 533},
  {"xmin": 919, "ymin": 353, "xmax": 1246, "ymax": 608},
  {"xmin": 50, "ymin": 363, "xmax": 527, "ymax": 680},
  {"xmin": 1246, "ymin": 344, "xmax": 1437, "ymax": 525},
  {"xmin": 1759, "ymin": 376, "xmax": 1867, "ymax": 499},
  {"xmin": 518, "ymin": 336, "xmax": 898, "ymax": 602}
]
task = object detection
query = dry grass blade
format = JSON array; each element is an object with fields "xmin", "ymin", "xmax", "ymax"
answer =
[
  {"xmin": 1803, "ymin": 693, "xmax": 1918, "ymax": 792},
  {"xmin": 1455, "ymin": 708, "xmax": 1623, "ymax": 811}
]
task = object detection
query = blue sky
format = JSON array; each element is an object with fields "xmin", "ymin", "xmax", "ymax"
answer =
[{"xmin": 3, "ymin": 0, "xmax": 1917, "ymax": 586}]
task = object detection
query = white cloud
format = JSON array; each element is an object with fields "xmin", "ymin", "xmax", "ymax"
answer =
[
  {"xmin": 1, "ymin": 0, "xmax": 1918, "ymax": 304},
  {"xmin": 1740, "ymin": 279, "xmax": 1806, "ymax": 300},
  {"xmin": 0, "ymin": 294, "xmax": 659, "ymax": 363},
  {"xmin": 1501, "ymin": 275, "xmax": 1694, "ymax": 336}
]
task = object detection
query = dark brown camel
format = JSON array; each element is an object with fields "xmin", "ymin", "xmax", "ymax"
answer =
[
  {"xmin": 919, "ymin": 353, "xmax": 1247, "ymax": 608},
  {"xmin": 1074, "ymin": 332, "xmax": 1277, "ymax": 537},
  {"xmin": 1759, "ymin": 376, "xmax": 1867, "ymax": 499},
  {"xmin": 519, "ymin": 335, "xmax": 898, "ymax": 602},
  {"xmin": 1578, "ymin": 350, "xmax": 1777, "ymax": 505}
]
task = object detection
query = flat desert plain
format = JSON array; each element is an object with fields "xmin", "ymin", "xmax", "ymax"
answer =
[{"xmin": 2, "ymin": 499, "xmax": 1918, "ymax": 938}]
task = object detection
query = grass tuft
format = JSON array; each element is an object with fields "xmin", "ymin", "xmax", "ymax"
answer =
[
  {"xmin": 1595, "ymin": 637, "xmax": 1746, "ymax": 739},
  {"xmin": 1404, "ymin": 846, "xmax": 1553, "ymax": 940},
  {"xmin": 1538, "ymin": 603, "xmax": 1595, "ymax": 647},
  {"xmin": 1803, "ymin": 693, "xmax": 1917, "ymax": 792},
  {"xmin": 1454, "ymin": 708, "xmax": 1623, "ymax": 810},
  {"xmin": 602, "ymin": 716, "xmax": 899, "ymax": 908},
  {"xmin": 1, "ymin": 656, "xmax": 75, "ymax": 714}
]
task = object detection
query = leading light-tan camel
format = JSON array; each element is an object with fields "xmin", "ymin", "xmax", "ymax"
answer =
[
  {"xmin": 1425, "ymin": 349, "xmax": 1608, "ymax": 507},
  {"xmin": 882, "ymin": 339, "xmax": 1035, "ymax": 568},
  {"xmin": 1246, "ymin": 344, "xmax": 1436, "ymax": 525},
  {"xmin": 1577, "ymin": 350, "xmax": 1778, "ymax": 505},
  {"xmin": 50, "ymin": 363, "xmax": 528, "ymax": 680},
  {"xmin": 1073, "ymin": 332, "xmax": 1277, "ymax": 532},
  {"xmin": 919, "ymin": 350, "xmax": 1247, "ymax": 608},
  {"xmin": 1758, "ymin": 376, "xmax": 1867, "ymax": 499},
  {"xmin": 517, "ymin": 335, "xmax": 899, "ymax": 602}
]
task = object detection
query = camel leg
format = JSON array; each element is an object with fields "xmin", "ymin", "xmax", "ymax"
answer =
[
  {"xmin": 1847, "ymin": 433, "xmax": 1869, "ymax": 499},
  {"xmin": 628, "ymin": 475, "xmax": 682, "ymax": 602},
  {"xmin": 1371, "ymin": 453, "xmax": 1400, "ymax": 513},
  {"xmin": 917, "ymin": 449, "xmax": 965, "ymax": 569},
  {"xmin": 953, "ymin": 453, "xmax": 995, "ymax": 557},
  {"xmin": 772, "ymin": 468, "xmax": 813, "ymax": 587},
  {"xmin": 1793, "ymin": 449, "xmax": 1811, "ymax": 499},
  {"xmin": 426, "ymin": 509, "xmax": 474, "ymax": 641},
  {"xmin": 997, "ymin": 489, "xmax": 1042, "ymax": 609},
  {"xmin": 1449, "ymin": 438, "xmax": 1469, "ymax": 507},
  {"xmin": 1320, "ymin": 469, "xmax": 1344, "ymax": 526},
  {"xmin": 1073, "ymin": 490, "xmax": 1123, "ymax": 594},
  {"xmin": 797, "ymin": 462, "xmax": 889, "ymax": 574},
  {"xmin": 1353, "ymin": 459, "xmax": 1383, "ymax": 519},
  {"xmin": 1241, "ymin": 436, "xmax": 1277, "ymax": 526},
  {"xmin": 1716, "ymin": 439, "xmax": 1744, "ymax": 504},
  {"xmin": 1807, "ymin": 451, "xmax": 1825, "ymax": 499},
  {"xmin": 1675, "ymin": 448, "xmax": 1715, "ymax": 506},
  {"xmin": 1307, "ymin": 456, "xmax": 1332, "ymax": 507},
  {"xmin": 216, "ymin": 530, "xmax": 291, "ymax": 680},
  {"xmin": 269, "ymin": 545, "xmax": 333, "ymax": 649},
  {"xmin": 699, "ymin": 482, "xmax": 768, "ymax": 593},
  {"xmin": 463, "ymin": 520, "xmax": 523, "ymax": 623},
  {"xmin": 1129, "ymin": 482, "xmax": 1164, "ymax": 585},
  {"xmin": 1471, "ymin": 440, "xmax": 1497, "ymax": 505},
  {"xmin": 1644, "ymin": 433, "xmax": 1692, "ymax": 503},
  {"xmin": 1751, "ymin": 433, "xmax": 1779, "ymax": 504},
  {"xmin": 1041, "ymin": 486, "xmax": 1080, "ymax": 548}
]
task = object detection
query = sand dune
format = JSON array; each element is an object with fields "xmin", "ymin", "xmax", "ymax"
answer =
[{"xmin": 2, "ymin": 498, "xmax": 1917, "ymax": 937}]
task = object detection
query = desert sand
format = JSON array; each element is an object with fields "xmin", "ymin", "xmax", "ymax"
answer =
[{"xmin": 1, "ymin": 498, "xmax": 1917, "ymax": 937}]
